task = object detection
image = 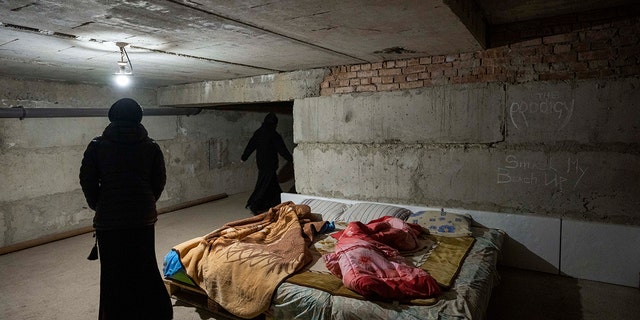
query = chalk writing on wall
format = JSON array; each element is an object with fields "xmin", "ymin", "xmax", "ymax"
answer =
[
  {"xmin": 497, "ymin": 155, "xmax": 588, "ymax": 191},
  {"xmin": 509, "ymin": 92, "xmax": 574, "ymax": 130}
]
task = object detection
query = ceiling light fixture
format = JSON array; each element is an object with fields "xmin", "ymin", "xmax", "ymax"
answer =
[{"xmin": 114, "ymin": 42, "xmax": 133, "ymax": 87}]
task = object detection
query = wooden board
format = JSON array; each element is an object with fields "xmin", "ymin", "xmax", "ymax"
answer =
[{"xmin": 163, "ymin": 278, "xmax": 267, "ymax": 320}]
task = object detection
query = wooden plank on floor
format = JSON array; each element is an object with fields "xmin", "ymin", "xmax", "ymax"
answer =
[{"xmin": 163, "ymin": 278, "xmax": 266, "ymax": 320}]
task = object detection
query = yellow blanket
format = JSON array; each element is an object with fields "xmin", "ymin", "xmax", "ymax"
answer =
[{"xmin": 173, "ymin": 202, "xmax": 324, "ymax": 319}]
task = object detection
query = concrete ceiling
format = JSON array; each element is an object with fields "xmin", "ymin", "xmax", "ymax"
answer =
[{"xmin": 0, "ymin": 0, "xmax": 636, "ymax": 89}]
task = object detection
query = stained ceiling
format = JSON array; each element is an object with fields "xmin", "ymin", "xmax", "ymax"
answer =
[{"xmin": 0, "ymin": 0, "xmax": 637, "ymax": 89}]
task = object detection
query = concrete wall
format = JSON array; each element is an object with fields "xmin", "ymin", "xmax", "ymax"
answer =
[
  {"xmin": 294, "ymin": 15, "xmax": 640, "ymax": 226},
  {"xmin": 294, "ymin": 78, "xmax": 640, "ymax": 225},
  {"xmin": 0, "ymin": 77, "xmax": 294, "ymax": 248}
]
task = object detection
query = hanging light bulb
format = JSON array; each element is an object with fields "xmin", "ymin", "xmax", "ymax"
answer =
[{"xmin": 114, "ymin": 42, "xmax": 133, "ymax": 87}]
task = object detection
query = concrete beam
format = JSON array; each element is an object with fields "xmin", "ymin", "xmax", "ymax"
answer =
[{"xmin": 157, "ymin": 69, "xmax": 329, "ymax": 106}]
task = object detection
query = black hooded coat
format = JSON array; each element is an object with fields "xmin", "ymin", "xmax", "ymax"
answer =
[
  {"xmin": 79, "ymin": 98, "xmax": 172, "ymax": 320},
  {"xmin": 241, "ymin": 112, "xmax": 293, "ymax": 213}
]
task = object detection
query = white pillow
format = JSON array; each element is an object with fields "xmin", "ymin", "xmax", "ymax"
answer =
[
  {"xmin": 338, "ymin": 202, "xmax": 412, "ymax": 223},
  {"xmin": 300, "ymin": 198, "xmax": 349, "ymax": 221},
  {"xmin": 408, "ymin": 210, "xmax": 472, "ymax": 237}
]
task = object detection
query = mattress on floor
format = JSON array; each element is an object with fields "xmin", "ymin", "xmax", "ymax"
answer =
[
  {"xmin": 270, "ymin": 227, "xmax": 504, "ymax": 320},
  {"xmin": 164, "ymin": 226, "xmax": 504, "ymax": 320}
]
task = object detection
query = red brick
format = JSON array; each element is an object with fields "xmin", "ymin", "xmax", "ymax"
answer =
[
  {"xmin": 618, "ymin": 46, "xmax": 640, "ymax": 60},
  {"xmin": 514, "ymin": 38, "xmax": 543, "ymax": 47},
  {"xmin": 432, "ymin": 55, "xmax": 446, "ymax": 63},
  {"xmin": 419, "ymin": 57, "xmax": 432, "ymax": 64},
  {"xmin": 349, "ymin": 78, "xmax": 361, "ymax": 86},
  {"xmin": 452, "ymin": 59, "xmax": 480, "ymax": 69},
  {"xmin": 572, "ymin": 42, "xmax": 590, "ymax": 52},
  {"xmin": 399, "ymin": 81, "xmax": 424, "ymax": 89},
  {"xmin": 482, "ymin": 47, "xmax": 510, "ymax": 58},
  {"xmin": 356, "ymin": 85, "xmax": 377, "ymax": 92},
  {"xmin": 620, "ymin": 64, "xmax": 640, "ymax": 76},
  {"xmin": 394, "ymin": 75, "xmax": 407, "ymax": 83},
  {"xmin": 379, "ymin": 68, "xmax": 402, "ymax": 76},
  {"xmin": 371, "ymin": 77, "xmax": 382, "ymax": 84},
  {"xmin": 512, "ymin": 55, "xmax": 543, "ymax": 65},
  {"xmin": 459, "ymin": 52, "xmax": 475, "ymax": 61},
  {"xmin": 406, "ymin": 58, "xmax": 420, "ymax": 66},
  {"xmin": 471, "ymin": 66, "xmax": 485, "ymax": 75},
  {"xmin": 612, "ymin": 34, "xmax": 639, "ymax": 47},
  {"xmin": 578, "ymin": 49, "xmax": 611, "ymax": 61},
  {"xmin": 588, "ymin": 60, "xmax": 609, "ymax": 69},
  {"xmin": 337, "ymin": 71, "xmax": 357, "ymax": 79},
  {"xmin": 381, "ymin": 76, "xmax": 395, "ymax": 84},
  {"xmin": 550, "ymin": 62, "xmax": 568, "ymax": 71},
  {"xmin": 335, "ymin": 86, "xmax": 355, "ymax": 94},
  {"xmin": 418, "ymin": 72, "xmax": 430, "ymax": 79},
  {"xmin": 320, "ymin": 81, "xmax": 330, "ymax": 88},
  {"xmin": 584, "ymin": 28, "xmax": 617, "ymax": 41},
  {"xmin": 371, "ymin": 62, "xmax": 383, "ymax": 69},
  {"xmin": 430, "ymin": 70, "xmax": 445, "ymax": 78},
  {"xmin": 457, "ymin": 68, "xmax": 473, "ymax": 77},
  {"xmin": 575, "ymin": 70, "xmax": 601, "ymax": 79},
  {"xmin": 543, "ymin": 33, "xmax": 577, "ymax": 44},
  {"xmin": 568, "ymin": 62, "xmax": 589, "ymax": 71},
  {"xmin": 406, "ymin": 73, "xmax": 420, "ymax": 82},
  {"xmin": 539, "ymin": 72, "xmax": 571, "ymax": 81},
  {"xmin": 443, "ymin": 68, "xmax": 457, "ymax": 77},
  {"xmin": 396, "ymin": 60, "xmax": 408, "ymax": 67},
  {"xmin": 533, "ymin": 63, "xmax": 550, "ymax": 73},
  {"xmin": 357, "ymin": 70, "xmax": 378, "ymax": 78},
  {"xmin": 554, "ymin": 44, "xmax": 572, "ymax": 54},
  {"xmin": 376, "ymin": 83, "xmax": 399, "ymax": 91},
  {"xmin": 403, "ymin": 65, "xmax": 427, "ymax": 74},
  {"xmin": 543, "ymin": 53, "xmax": 577, "ymax": 63},
  {"xmin": 427, "ymin": 63, "xmax": 453, "ymax": 73},
  {"xmin": 350, "ymin": 65, "xmax": 361, "ymax": 72},
  {"xmin": 451, "ymin": 75, "xmax": 478, "ymax": 84},
  {"xmin": 360, "ymin": 63, "xmax": 372, "ymax": 71},
  {"xmin": 589, "ymin": 40, "xmax": 611, "ymax": 50}
]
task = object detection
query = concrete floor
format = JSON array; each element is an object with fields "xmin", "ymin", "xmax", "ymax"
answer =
[{"xmin": 1, "ymin": 191, "xmax": 639, "ymax": 320}]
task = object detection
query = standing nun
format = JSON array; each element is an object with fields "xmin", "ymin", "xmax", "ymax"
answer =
[
  {"xmin": 241, "ymin": 112, "xmax": 293, "ymax": 214},
  {"xmin": 80, "ymin": 98, "xmax": 173, "ymax": 320}
]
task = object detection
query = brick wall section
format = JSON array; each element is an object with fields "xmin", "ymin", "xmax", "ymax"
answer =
[{"xmin": 320, "ymin": 16, "xmax": 640, "ymax": 96}]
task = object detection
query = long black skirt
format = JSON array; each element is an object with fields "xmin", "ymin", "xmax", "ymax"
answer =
[
  {"xmin": 246, "ymin": 169, "xmax": 282, "ymax": 214},
  {"xmin": 96, "ymin": 226, "xmax": 173, "ymax": 320}
]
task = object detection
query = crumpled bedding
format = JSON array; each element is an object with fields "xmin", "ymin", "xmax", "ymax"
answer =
[
  {"xmin": 170, "ymin": 201, "xmax": 325, "ymax": 319},
  {"xmin": 324, "ymin": 216, "xmax": 441, "ymax": 300},
  {"xmin": 272, "ymin": 227, "xmax": 505, "ymax": 320}
]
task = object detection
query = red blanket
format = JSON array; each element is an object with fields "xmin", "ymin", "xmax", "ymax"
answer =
[{"xmin": 324, "ymin": 216, "xmax": 441, "ymax": 300}]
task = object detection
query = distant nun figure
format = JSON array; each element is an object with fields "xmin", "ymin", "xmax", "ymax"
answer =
[
  {"xmin": 241, "ymin": 112, "xmax": 293, "ymax": 214},
  {"xmin": 79, "ymin": 98, "xmax": 173, "ymax": 320}
]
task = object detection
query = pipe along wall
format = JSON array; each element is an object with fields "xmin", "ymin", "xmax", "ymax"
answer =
[{"xmin": 0, "ymin": 106, "xmax": 202, "ymax": 119}]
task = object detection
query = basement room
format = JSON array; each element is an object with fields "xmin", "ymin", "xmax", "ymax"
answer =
[{"xmin": 1, "ymin": 1, "xmax": 639, "ymax": 320}]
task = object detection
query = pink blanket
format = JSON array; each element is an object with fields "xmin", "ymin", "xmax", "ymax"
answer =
[{"xmin": 324, "ymin": 216, "xmax": 441, "ymax": 300}]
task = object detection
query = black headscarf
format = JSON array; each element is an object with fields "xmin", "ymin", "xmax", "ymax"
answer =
[
  {"xmin": 263, "ymin": 112, "xmax": 278, "ymax": 131},
  {"xmin": 108, "ymin": 98, "xmax": 143, "ymax": 123}
]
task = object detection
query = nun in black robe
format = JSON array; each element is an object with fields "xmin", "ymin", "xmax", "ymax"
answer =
[
  {"xmin": 241, "ymin": 112, "xmax": 293, "ymax": 214},
  {"xmin": 80, "ymin": 98, "xmax": 173, "ymax": 320}
]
